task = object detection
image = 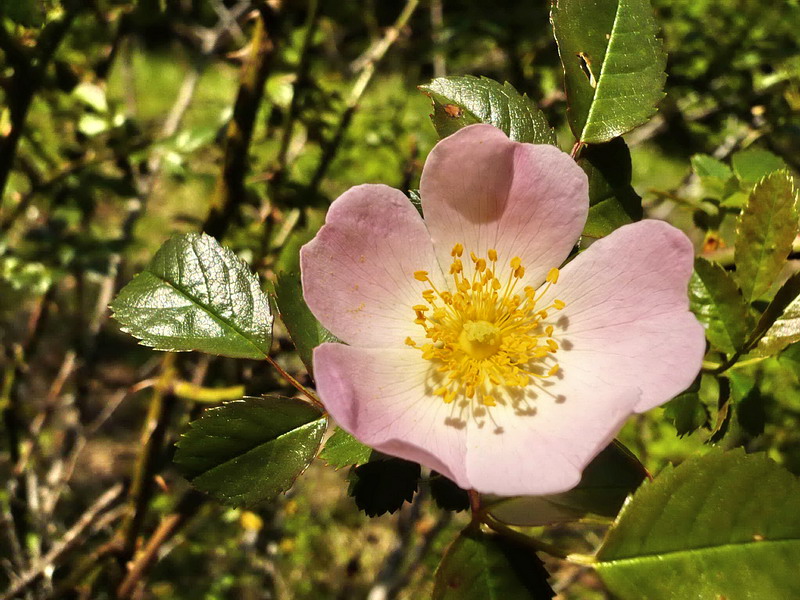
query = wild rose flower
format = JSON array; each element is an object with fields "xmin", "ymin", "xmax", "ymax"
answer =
[{"xmin": 301, "ymin": 124, "xmax": 704, "ymax": 496}]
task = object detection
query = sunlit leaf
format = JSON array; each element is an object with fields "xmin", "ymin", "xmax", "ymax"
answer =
[
  {"xmin": 174, "ymin": 397, "xmax": 326, "ymax": 507},
  {"xmin": 689, "ymin": 257, "xmax": 753, "ymax": 354},
  {"xmin": 319, "ymin": 427, "xmax": 372, "ymax": 470},
  {"xmin": 595, "ymin": 450, "xmax": 800, "ymax": 599},
  {"xmin": 552, "ymin": 0, "xmax": 667, "ymax": 143},
  {"xmin": 111, "ymin": 233, "xmax": 273, "ymax": 359},
  {"xmin": 734, "ymin": 171, "xmax": 799, "ymax": 303},
  {"xmin": 434, "ymin": 525, "xmax": 555, "ymax": 600},
  {"xmin": 755, "ymin": 272, "xmax": 800, "ymax": 356},
  {"xmin": 419, "ymin": 75, "xmax": 556, "ymax": 145},
  {"xmin": 731, "ymin": 147, "xmax": 787, "ymax": 185}
]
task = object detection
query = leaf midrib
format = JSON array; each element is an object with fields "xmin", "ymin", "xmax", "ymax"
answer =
[
  {"xmin": 147, "ymin": 267, "xmax": 269, "ymax": 358},
  {"xmin": 598, "ymin": 536, "xmax": 800, "ymax": 567},
  {"xmin": 187, "ymin": 416, "xmax": 325, "ymax": 480},
  {"xmin": 580, "ymin": 0, "xmax": 624, "ymax": 140}
]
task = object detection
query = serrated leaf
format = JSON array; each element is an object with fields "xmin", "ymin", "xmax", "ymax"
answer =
[
  {"xmin": 552, "ymin": 0, "xmax": 667, "ymax": 143},
  {"xmin": 662, "ymin": 377, "xmax": 708, "ymax": 437},
  {"xmin": 731, "ymin": 147, "xmax": 787, "ymax": 185},
  {"xmin": 174, "ymin": 397, "xmax": 326, "ymax": 507},
  {"xmin": 579, "ymin": 138, "xmax": 642, "ymax": 238},
  {"xmin": 595, "ymin": 450, "xmax": 800, "ymax": 599},
  {"xmin": 734, "ymin": 171, "xmax": 799, "ymax": 303},
  {"xmin": 689, "ymin": 257, "xmax": 753, "ymax": 354},
  {"xmin": 347, "ymin": 457, "xmax": 420, "ymax": 517},
  {"xmin": 486, "ymin": 441, "xmax": 646, "ymax": 526},
  {"xmin": 755, "ymin": 272, "xmax": 800, "ymax": 356},
  {"xmin": 111, "ymin": 233, "xmax": 273, "ymax": 359},
  {"xmin": 319, "ymin": 427, "xmax": 372, "ymax": 469},
  {"xmin": 430, "ymin": 472, "xmax": 470, "ymax": 513},
  {"xmin": 419, "ymin": 76, "xmax": 556, "ymax": 145},
  {"xmin": 434, "ymin": 526, "xmax": 555, "ymax": 600}
]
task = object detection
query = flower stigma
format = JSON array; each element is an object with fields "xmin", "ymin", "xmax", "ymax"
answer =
[{"xmin": 406, "ymin": 244, "xmax": 565, "ymax": 413}]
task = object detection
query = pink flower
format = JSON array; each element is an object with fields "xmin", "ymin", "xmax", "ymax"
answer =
[{"xmin": 301, "ymin": 124, "xmax": 704, "ymax": 496}]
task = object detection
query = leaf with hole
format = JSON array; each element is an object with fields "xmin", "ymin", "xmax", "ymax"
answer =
[
  {"xmin": 595, "ymin": 449, "xmax": 800, "ymax": 599},
  {"xmin": 434, "ymin": 525, "xmax": 555, "ymax": 600},
  {"xmin": 174, "ymin": 396, "xmax": 326, "ymax": 507},
  {"xmin": 552, "ymin": 0, "xmax": 667, "ymax": 143},
  {"xmin": 111, "ymin": 233, "xmax": 273, "ymax": 359},
  {"xmin": 419, "ymin": 76, "xmax": 556, "ymax": 145}
]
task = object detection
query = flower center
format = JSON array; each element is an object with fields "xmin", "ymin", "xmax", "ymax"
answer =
[{"xmin": 406, "ymin": 244, "xmax": 566, "ymax": 409}]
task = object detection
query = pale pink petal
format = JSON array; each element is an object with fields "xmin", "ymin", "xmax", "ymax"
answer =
[
  {"xmin": 313, "ymin": 343, "xmax": 469, "ymax": 485},
  {"xmin": 463, "ymin": 375, "xmax": 641, "ymax": 496},
  {"xmin": 420, "ymin": 124, "xmax": 588, "ymax": 287},
  {"xmin": 301, "ymin": 184, "xmax": 443, "ymax": 348},
  {"xmin": 539, "ymin": 219, "xmax": 705, "ymax": 413}
]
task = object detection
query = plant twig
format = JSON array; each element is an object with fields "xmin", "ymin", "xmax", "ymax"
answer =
[
  {"xmin": 309, "ymin": 0, "xmax": 419, "ymax": 192},
  {"xmin": 1, "ymin": 483, "xmax": 126, "ymax": 600}
]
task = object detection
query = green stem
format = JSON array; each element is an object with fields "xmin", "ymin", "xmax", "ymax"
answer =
[{"xmin": 481, "ymin": 515, "xmax": 583, "ymax": 562}]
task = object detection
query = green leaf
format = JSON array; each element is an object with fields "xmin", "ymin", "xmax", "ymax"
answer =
[
  {"xmin": 691, "ymin": 154, "xmax": 735, "ymax": 200},
  {"xmin": 663, "ymin": 376, "xmax": 708, "ymax": 437},
  {"xmin": 595, "ymin": 449, "xmax": 800, "ymax": 599},
  {"xmin": 419, "ymin": 76, "xmax": 556, "ymax": 145},
  {"xmin": 734, "ymin": 171, "xmax": 799, "ymax": 303},
  {"xmin": 347, "ymin": 456, "xmax": 420, "ymax": 517},
  {"xmin": 174, "ymin": 397, "xmax": 326, "ymax": 507},
  {"xmin": 319, "ymin": 428, "xmax": 372, "ymax": 470},
  {"xmin": 274, "ymin": 271, "xmax": 337, "ymax": 376},
  {"xmin": 755, "ymin": 272, "xmax": 800, "ymax": 356},
  {"xmin": 487, "ymin": 441, "xmax": 646, "ymax": 526},
  {"xmin": 551, "ymin": 0, "xmax": 667, "ymax": 143},
  {"xmin": 731, "ymin": 147, "xmax": 787, "ymax": 186},
  {"xmin": 729, "ymin": 372, "xmax": 766, "ymax": 438},
  {"xmin": 689, "ymin": 257, "xmax": 753, "ymax": 354},
  {"xmin": 434, "ymin": 526, "xmax": 555, "ymax": 600},
  {"xmin": 430, "ymin": 473, "xmax": 470, "ymax": 513},
  {"xmin": 579, "ymin": 138, "xmax": 642, "ymax": 238},
  {"xmin": 111, "ymin": 233, "xmax": 273, "ymax": 359}
]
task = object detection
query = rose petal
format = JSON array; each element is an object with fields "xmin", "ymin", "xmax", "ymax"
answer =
[
  {"xmin": 301, "ymin": 184, "xmax": 443, "ymax": 348},
  {"xmin": 313, "ymin": 343, "xmax": 469, "ymax": 485},
  {"xmin": 540, "ymin": 219, "xmax": 705, "ymax": 413},
  {"xmin": 463, "ymin": 375, "xmax": 641, "ymax": 496},
  {"xmin": 420, "ymin": 124, "xmax": 588, "ymax": 287},
  {"xmin": 314, "ymin": 342, "xmax": 641, "ymax": 496}
]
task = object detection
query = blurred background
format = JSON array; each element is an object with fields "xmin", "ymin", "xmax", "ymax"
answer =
[{"xmin": 1, "ymin": 0, "xmax": 799, "ymax": 598}]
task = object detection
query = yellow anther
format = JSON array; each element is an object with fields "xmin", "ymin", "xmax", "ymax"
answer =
[
  {"xmin": 458, "ymin": 279, "xmax": 471, "ymax": 292},
  {"xmin": 514, "ymin": 266, "xmax": 525, "ymax": 279},
  {"xmin": 450, "ymin": 259, "xmax": 463, "ymax": 274},
  {"xmin": 404, "ymin": 337, "xmax": 416, "ymax": 347},
  {"xmin": 414, "ymin": 270, "xmax": 429, "ymax": 281},
  {"xmin": 470, "ymin": 251, "xmax": 479, "ymax": 263},
  {"xmin": 547, "ymin": 364, "xmax": 560, "ymax": 377},
  {"xmin": 547, "ymin": 339, "xmax": 559, "ymax": 352},
  {"xmin": 444, "ymin": 391, "xmax": 456, "ymax": 403},
  {"xmin": 482, "ymin": 395, "xmax": 496, "ymax": 407},
  {"xmin": 492, "ymin": 278, "xmax": 501, "ymax": 290},
  {"xmin": 476, "ymin": 259, "xmax": 486, "ymax": 272},
  {"xmin": 546, "ymin": 267, "xmax": 560, "ymax": 284},
  {"xmin": 510, "ymin": 256, "xmax": 521, "ymax": 270},
  {"xmin": 412, "ymin": 305, "xmax": 429, "ymax": 312},
  {"xmin": 433, "ymin": 387, "xmax": 448, "ymax": 396},
  {"xmin": 451, "ymin": 243, "xmax": 464, "ymax": 257},
  {"xmin": 545, "ymin": 325, "xmax": 554, "ymax": 337},
  {"xmin": 553, "ymin": 299, "xmax": 566, "ymax": 310},
  {"xmin": 488, "ymin": 249, "xmax": 498, "ymax": 262}
]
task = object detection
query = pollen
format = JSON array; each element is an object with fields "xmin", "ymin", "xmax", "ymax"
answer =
[{"xmin": 408, "ymin": 243, "xmax": 566, "ymax": 410}]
